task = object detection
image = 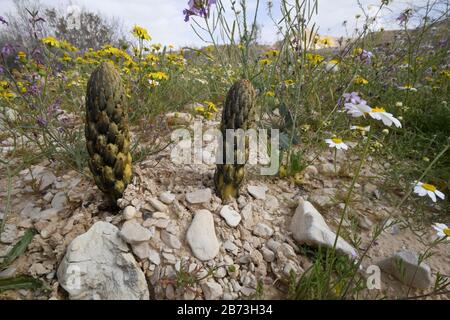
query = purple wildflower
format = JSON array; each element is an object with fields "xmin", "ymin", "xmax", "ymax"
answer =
[
  {"xmin": 183, "ymin": 0, "xmax": 216, "ymax": 22},
  {"xmin": 36, "ymin": 116, "xmax": 48, "ymax": 127},
  {"xmin": 359, "ymin": 49, "xmax": 373, "ymax": 64},
  {"xmin": 0, "ymin": 16, "xmax": 7, "ymax": 25},
  {"xmin": 25, "ymin": 84, "xmax": 40, "ymax": 96},
  {"xmin": 0, "ymin": 65, "xmax": 3, "ymax": 74},
  {"xmin": 343, "ymin": 92, "xmax": 363, "ymax": 104},
  {"xmin": 397, "ymin": 9, "xmax": 412, "ymax": 25},
  {"xmin": 1, "ymin": 43, "xmax": 14, "ymax": 56},
  {"xmin": 397, "ymin": 13, "xmax": 407, "ymax": 24},
  {"xmin": 340, "ymin": 92, "xmax": 371, "ymax": 116}
]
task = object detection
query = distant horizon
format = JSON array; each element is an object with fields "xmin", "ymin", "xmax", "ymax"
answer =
[{"xmin": 0, "ymin": 0, "xmax": 434, "ymax": 48}]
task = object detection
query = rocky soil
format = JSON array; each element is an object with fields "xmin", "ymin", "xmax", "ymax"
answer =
[{"xmin": 0, "ymin": 113, "xmax": 449, "ymax": 300}]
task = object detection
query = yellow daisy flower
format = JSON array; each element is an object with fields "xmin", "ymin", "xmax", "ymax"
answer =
[{"xmin": 132, "ymin": 25, "xmax": 151, "ymax": 41}]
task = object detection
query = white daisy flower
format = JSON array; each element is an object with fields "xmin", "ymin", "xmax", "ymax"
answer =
[
  {"xmin": 350, "ymin": 125, "xmax": 370, "ymax": 132},
  {"xmin": 344, "ymin": 101, "xmax": 372, "ymax": 118},
  {"xmin": 432, "ymin": 223, "xmax": 450, "ymax": 239},
  {"xmin": 414, "ymin": 181, "xmax": 445, "ymax": 202},
  {"xmin": 325, "ymin": 138, "xmax": 349, "ymax": 150},
  {"xmin": 368, "ymin": 107, "xmax": 402, "ymax": 128}
]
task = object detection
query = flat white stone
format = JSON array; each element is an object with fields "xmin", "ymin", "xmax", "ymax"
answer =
[
  {"xmin": 220, "ymin": 205, "xmax": 241, "ymax": 227},
  {"xmin": 289, "ymin": 200, "xmax": 357, "ymax": 257},
  {"xmin": 247, "ymin": 185, "xmax": 268, "ymax": 200},
  {"xmin": 159, "ymin": 191, "xmax": 176, "ymax": 205},
  {"xmin": 148, "ymin": 248, "xmax": 161, "ymax": 265},
  {"xmin": 186, "ymin": 209, "xmax": 220, "ymax": 261},
  {"xmin": 119, "ymin": 220, "xmax": 153, "ymax": 244},
  {"xmin": 161, "ymin": 230, "xmax": 182, "ymax": 249},
  {"xmin": 186, "ymin": 188, "xmax": 212, "ymax": 204},
  {"xmin": 377, "ymin": 250, "xmax": 433, "ymax": 289},
  {"xmin": 149, "ymin": 198, "xmax": 168, "ymax": 212}
]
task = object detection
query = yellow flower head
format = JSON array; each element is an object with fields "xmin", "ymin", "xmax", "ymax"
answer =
[
  {"xmin": 41, "ymin": 36, "xmax": 60, "ymax": 47},
  {"xmin": 1, "ymin": 91, "xmax": 15, "ymax": 99},
  {"xmin": 17, "ymin": 51, "xmax": 27, "ymax": 60},
  {"xmin": 422, "ymin": 183, "xmax": 437, "ymax": 192},
  {"xmin": 259, "ymin": 58, "xmax": 272, "ymax": 66},
  {"xmin": 371, "ymin": 107, "xmax": 386, "ymax": 113},
  {"xmin": 101, "ymin": 46, "xmax": 133, "ymax": 62},
  {"xmin": 354, "ymin": 48, "xmax": 363, "ymax": 56},
  {"xmin": 318, "ymin": 36, "xmax": 334, "ymax": 47},
  {"xmin": 306, "ymin": 53, "xmax": 324, "ymax": 65},
  {"xmin": 62, "ymin": 54, "xmax": 72, "ymax": 62},
  {"xmin": 354, "ymin": 76, "xmax": 369, "ymax": 85},
  {"xmin": 17, "ymin": 82, "xmax": 27, "ymax": 93},
  {"xmin": 284, "ymin": 79, "xmax": 295, "ymax": 87},
  {"xmin": 265, "ymin": 91, "xmax": 275, "ymax": 97},
  {"xmin": 204, "ymin": 101, "xmax": 218, "ymax": 112},
  {"xmin": 146, "ymin": 54, "xmax": 159, "ymax": 62},
  {"xmin": 0, "ymin": 80, "xmax": 9, "ymax": 89},
  {"xmin": 265, "ymin": 49, "xmax": 279, "ymax": 58},
  {"xmin": 132, "ymin": 25, "xmax": 151, "ymax": 41},
  {"xmin": 60, "ymin": 40, "xmax": 78, "ymax": 52},
  {"xmin": 194, "ymin": 106, "xmax": 206, "ymax": 113},
  {"xmin": 148, "ymin": 71, "xmax": 168, "ymax": 80}
]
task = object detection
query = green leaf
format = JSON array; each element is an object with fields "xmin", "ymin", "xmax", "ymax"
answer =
[
  {"xmin": 0, "ymin": 228, "xmax": 37, "ymax": 271},
  {"xmin": 0, "ymin": 276, "xmax": 44, "ymax": 292},
  {"xmin": 290, "ymin": 152, "xmax": 307, "ymax": 174},
  {"xmin": 279, "ymin": 132, "xmax": 291, "ymax": 150}
]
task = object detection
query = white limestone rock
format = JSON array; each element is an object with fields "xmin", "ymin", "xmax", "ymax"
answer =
[
  {"xmin": 186, "ymin": 188, "xmax": 212, "ymax": 204},
  {"xmin": 186, "ymin": 209, "xmax": 220, "ymax": 261},
  {"xmin": 220, "ymin": 205, "xmax": 241, "ymax": 227},
  {"xmin": 57, "ymin": 221, "xmax": 149, "ymax": 300},
  {"xmin": 289, "ymin": 200, "xmax": 357, "ymax": 257},
  {"xmin": 377, "ymin": 250, "xmax": 433, "ymax": 289},
  {"xmin": 119, "ymin": 220, "xmax": 153, "ymax": 244},
  {"xmin": 247, "ymin": 185, "xmax": 268, "ymax": 200}
]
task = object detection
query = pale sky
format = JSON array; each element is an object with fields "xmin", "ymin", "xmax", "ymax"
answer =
[{"xmin": 0, "ymin": 0, "xmax": 432, "ymax": 48}]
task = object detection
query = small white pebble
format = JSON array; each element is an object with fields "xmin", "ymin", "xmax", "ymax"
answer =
[{"xmin": 122, "ymin": 206, "xmax": 137, "ymax": 220}]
